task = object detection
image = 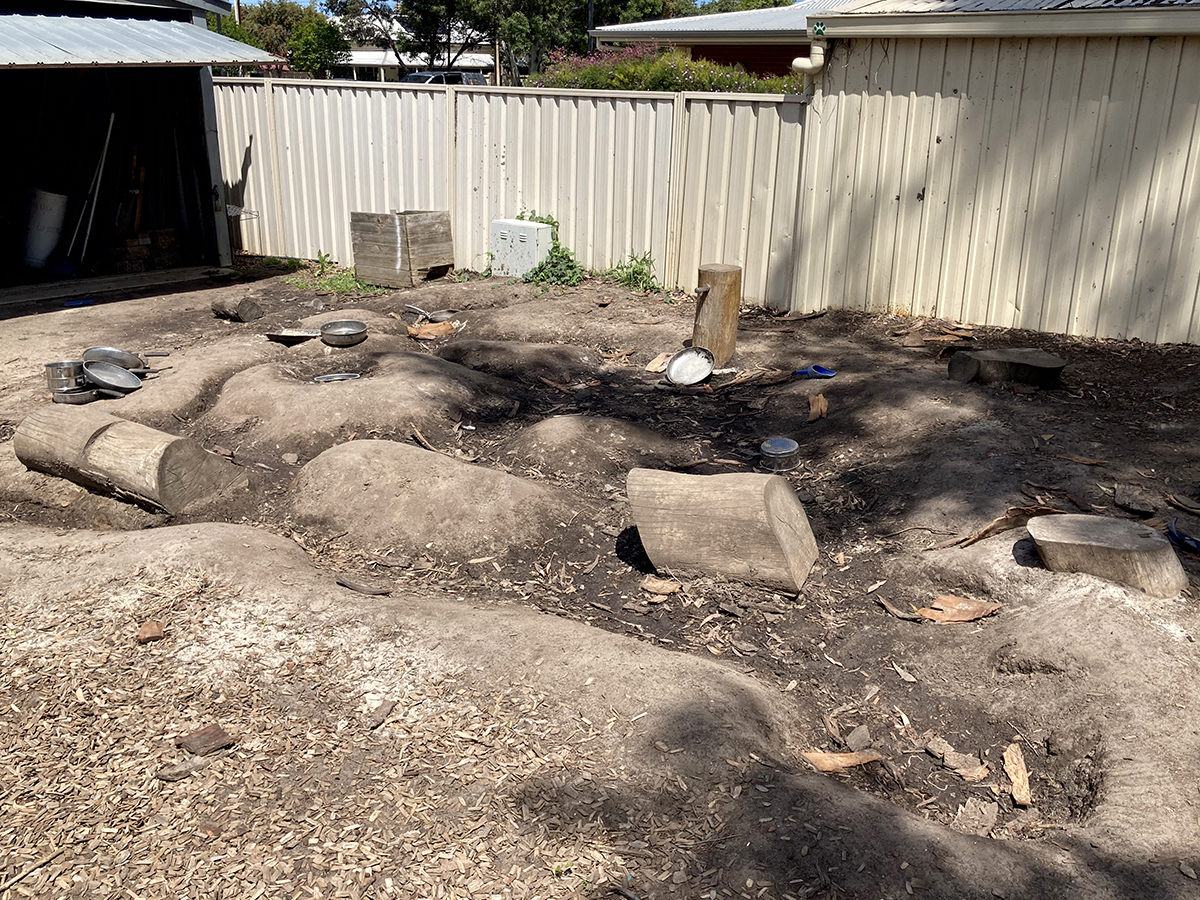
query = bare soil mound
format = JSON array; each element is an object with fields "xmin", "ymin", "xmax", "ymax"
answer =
[
  {"xmin": 291, "ymin": 439, "xmax": 586, "ymax": 559},
  {"xmin": 437, "ymin": 338, "xmax": 603, "ymax": 381},
  {"xmin": 202, "ymin": 349, "xmax": 520, "ymax": 454},
  {"xmin": 503, "ymin": 414, "xmax": 699, "ymax": 480}
]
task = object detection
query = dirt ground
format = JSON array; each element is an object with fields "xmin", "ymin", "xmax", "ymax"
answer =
[{"xmin": 1, "ymin": 258, "xmax": 1199, "ymax": 900}]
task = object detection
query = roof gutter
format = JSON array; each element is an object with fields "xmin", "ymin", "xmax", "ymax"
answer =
[{"xmin": 819, "ymin": 8, "xmax": 1200, "ymax": 38}]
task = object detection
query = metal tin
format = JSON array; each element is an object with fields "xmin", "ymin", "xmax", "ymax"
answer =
[
  {"xmin": 665, "ymin": 347, "xmax": 714, "ymax": 386},
  {"xmin": 760, "ymin": 437, "xmax": 800, "ymax": 472},
  {"xmin": 313, "ymin": 372, "xmax": 360, "ymax": 383},
  {"xmin": 45, "ymin": 360, "xmax": 86, "ymax": 392}
]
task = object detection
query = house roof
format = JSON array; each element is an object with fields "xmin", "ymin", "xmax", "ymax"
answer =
[
  {"xmin": 0, "ymin": 15, "xmax": 277, "ymax": 67},
  {"xmin": 593, "ymin": 0, "xmax": 1200, "ymax": 43},
  {"xmin": 592, "ymin": 0, "xmax": 827, "ymax": 42},
  {"xmin": 347, "ymin": 48, "xmax": 494, "ymax": 69},
  {"xmin": 67, "ymin": 0, "xmax": 234, "ymax": 14}
]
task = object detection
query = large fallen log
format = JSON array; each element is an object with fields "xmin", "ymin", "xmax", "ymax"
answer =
[
  {"xmin": 1026, "ymin": 514, "xmax": 1187, "ymax": 598},
  {"xmin": 626, "ymin": 468, "xmax": 818, "ymax": 592},
  {"xmin": 15, "ymin": 407, "xmax": 248, "ymax": 515}
]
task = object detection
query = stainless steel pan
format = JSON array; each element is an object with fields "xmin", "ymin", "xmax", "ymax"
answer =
[
  {"xmin": 82, "ymin": 360, "xmax": 142, "ymax": 393},
  {"xmin": 82, "ymin": 347, "xmax": 170, "ymax": 369}
]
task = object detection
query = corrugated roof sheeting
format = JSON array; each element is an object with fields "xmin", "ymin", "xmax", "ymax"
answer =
[
  {"xmin": 592, "ymin": 0, "xmax": 828, "ymax": 36},
  {"xmin": 828, "ymin": 0, "xmax": 1200, "ymax": 12},
  {"xmin": 0, "ymin": 15, "xmax": 275, "ymax": 67},
  {"xmin": 794, "ymin": 34, "xmax": 1200, "ymax": 342}
]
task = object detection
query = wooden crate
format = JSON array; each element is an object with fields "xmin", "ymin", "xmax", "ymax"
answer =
[{"xmin": 350, "ymin": 210, "xmax": 454, "ymax": 288}]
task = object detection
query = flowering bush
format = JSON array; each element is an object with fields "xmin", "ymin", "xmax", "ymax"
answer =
[{"xmin": 532, "ymin": 46, "xmax": 804, "ymax": 94}]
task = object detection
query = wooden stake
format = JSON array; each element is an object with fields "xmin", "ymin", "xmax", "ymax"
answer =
[{"xmin": 693, "ymin": 264, "xmax": 741, "ymax": 367}]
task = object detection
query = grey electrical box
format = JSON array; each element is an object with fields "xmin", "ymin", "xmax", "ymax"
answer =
[{"xmin": 489, "ymin": 219, "xmax": 552, "ymax": 277}]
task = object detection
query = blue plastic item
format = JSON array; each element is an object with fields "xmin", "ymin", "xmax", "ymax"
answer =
[
  {"xmin": 1167, "ymin": 518, "xmax": 1200, "ymax": 556},
  {"xmin": 64, "ymin": 298, "xmax": 94, "ymax": 308},
  {"xmin": 796, "ymin": 365, "xmax": 836, "ymax": 379}
]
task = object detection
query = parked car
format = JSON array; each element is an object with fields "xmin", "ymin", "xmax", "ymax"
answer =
[{"xmin": 400, "ymin": 71, "xmax": 487, "ymax": 85}]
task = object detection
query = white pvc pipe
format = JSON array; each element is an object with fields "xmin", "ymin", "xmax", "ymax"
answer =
[{"xmin": 792, "ymin": 41, "xmax": 826, "ymax": 76}]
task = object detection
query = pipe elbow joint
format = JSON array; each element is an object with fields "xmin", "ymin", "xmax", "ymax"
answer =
[{"xmin": 792, "ymin": 40, "xmax": 826, "ymax": 76}]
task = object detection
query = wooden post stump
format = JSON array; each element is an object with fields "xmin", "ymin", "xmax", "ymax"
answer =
[
  {"xmin": 693, "ymin": 264, "xmax": 741, "ymax": 367},
  {"xmin": 15, "ymin": 407, "xmax": 248, "ymax": 515},
  {"xmin": 626, "ymin": 468, "xmax": 818, "ymax": 592},
  {"xmin": 1026, "ymin": 514, "xmax": 1187, "ymax": 597},
  {"xmin": 211, "ymin": 296, "xmax": 265, "ymax": 322}
]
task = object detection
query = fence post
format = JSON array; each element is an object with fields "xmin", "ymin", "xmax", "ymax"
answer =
[
  {"xmin": 263, "ymin": 77, "xmax": 288, "ymax": 258},
  {"xmin": 445, "ymin": 85, "xmax": 460, "ymax": 268},
  {"xmin": 664, "ymin": 91, "xmax": 689, "ymax": 291}
]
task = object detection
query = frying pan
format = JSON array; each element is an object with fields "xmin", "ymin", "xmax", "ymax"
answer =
[
  {"xmin": 82, "ymin": 346, "xmax": 170, "ymax": 370},
  {"xmin": 82, "ymin": 360, "xmax": 142, "ymax": 393}
]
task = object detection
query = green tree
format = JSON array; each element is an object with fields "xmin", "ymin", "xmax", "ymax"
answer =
[
  {"xmin": 205, "ymin": 12, "xmax": 265, "ymax": 49},
  {"xmin": 323, "ymin": 0, "xmax": 409, "ymax": 72},
  {"xmin": 287, "ymin": 18, "xmax": 351, "ymax": 76}
]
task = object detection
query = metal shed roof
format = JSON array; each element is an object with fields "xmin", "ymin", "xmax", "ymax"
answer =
[
  {"xmin": 0, "ymin": 15, "xmax": 277, "ymax": 68},
  {"xmin": 827, "ymin": 0, "xmax": 1200, "ymax": 11},
  {"xmin": 592, "ymin": 0, "xmax": 829, "ymax": 40}
]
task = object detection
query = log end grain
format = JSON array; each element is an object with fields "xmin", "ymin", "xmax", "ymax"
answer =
[{"xmin": 1027, "ymin": 513, "xmax": 1187, "ymax": 597}]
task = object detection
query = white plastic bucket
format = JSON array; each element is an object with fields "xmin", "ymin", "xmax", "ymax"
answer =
[{"xmin": 23, "ymin": 189, "xmax": 69, "ymax": 268}]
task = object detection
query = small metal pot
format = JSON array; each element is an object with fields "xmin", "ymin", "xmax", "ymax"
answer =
[
  {"xmin": 45, "ymin": 360, "xmax": 86, "ymax": 392},
  {"xmin": 52, "ymin": 387, "xmax": 99, "ymax": 404},
  {"xmin": 320, "ymin": 320, "xmax": 368, "ymax": 347}
]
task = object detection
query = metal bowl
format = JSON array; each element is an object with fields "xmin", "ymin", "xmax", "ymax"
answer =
[
  {"xmin": 45, "ymin": 360, "xmax": 86, "ymax": 392},
  {"xmin": 82, "ymin": 360, "xmax": 142, "ymax": 393},
  {"xmin": 320, "ymin": 320, "xmax": 368, "ymax": 347},
  {"xmin": 313, "ymin": 372, "xmax": 361, "ymax": 383},
  {"xmin": 665, "ymin": 347, "xmax": 715, "ymax": 386}
]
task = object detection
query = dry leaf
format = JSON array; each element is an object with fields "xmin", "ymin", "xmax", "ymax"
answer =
[
  {"xmin": 801, "ymin": 749, "xmax": 883, "ymax": 773},
  {"xmin": 916, "ymin": 594, "xmax": 1002, "ymax": 624},
  {"xmin": 866, "ymin": 580, "xmax": 886, "ymax": 594},
  {"xmin": 892, "ymin": 661, "xmax": 917, "ymax": 682},
  {"xmin": 1181, "ymin": 862, "xmax": 1197, "ymax": 880},
  {"xmin": 641, "ymin": 575, "xmax": 681, "ymax": 595},
  {"xmin": 1003, "ymin": 743, "xmax": 1032, "ymax": 807},
  {"xmin": 808, "ymin": 393, "xmax": 829, "ymax": 422},
  {"xmin": 1056, "ymin": 454, "xmax": 1106, "ymax": 466},
  {"xmin": 408, "ymin": 321, "xmax": 456, "ymax": 339},
  {"xmin": 645, "ymin": 351, "xmax": 673, "ymax": 373}
]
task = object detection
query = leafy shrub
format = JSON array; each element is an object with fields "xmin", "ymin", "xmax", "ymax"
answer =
[
  {"xmin": 517, "ymin": 212, "xmax": 585, "ymax": 287},
  {"xmin": 533, "ymin": 46, "xmax": 804, "ymax": 94},
  {"xmin": 609, "ymin": 252, "xmax": 661, "ymax": 293}
]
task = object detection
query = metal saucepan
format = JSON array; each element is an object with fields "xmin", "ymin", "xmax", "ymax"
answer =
[
  {"xmin": 52, "ymin": 387, "xmax": 99, "ymax": 405},
  {"xmin": 320, "ymin": 320, "xmax": 368, "ymax": 347},
  {"xmin": 404, "ymin": 304, "xmax": 457, "ymax": 323},
  {"xmin": 82, "ymin": 360, "xmax": 142, "ymax": 393},
  {"xmin": 82, "ymin": 347, "xmax": 170, "ymax": 370},
  {"xmin": 45, "ymin": 360, "xmax": 86, "ymax": 392}
]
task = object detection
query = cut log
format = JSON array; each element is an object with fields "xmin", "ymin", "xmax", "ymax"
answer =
[
  {"xmin": 693, "ymin": 264, "xmax": 741, "ymax": 367},
  {"xmin": 14, "ymin": 407, "xmax": 248, "ymax": 515},
  {"xmin": 1026, "ymin": 514, "xmax": 1187, "ymax": 598},
  {"xmin": 211, "ymin": 296, "xmax": 265, "ymax": 322},
  {"xmin": 948, "ymin": 348, "xmax": 1066, "ymax": 386},
  {"xmin": 626, "ymin": 468, "xmax": 818, "ymax": 592}
]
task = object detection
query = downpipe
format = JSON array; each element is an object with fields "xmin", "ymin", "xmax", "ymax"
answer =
[{"xmin": 792, "ymin": 40, "xmax": 827, "ymax": 76}]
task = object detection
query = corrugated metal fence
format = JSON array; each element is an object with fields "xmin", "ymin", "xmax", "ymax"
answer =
[
  {"xmin": 215, "ymin": 52, "xmax": 1200, "ymax": 343},
  {"xmin": 213, "ymin": 78, "xmax": 804, "ymax": 304}
]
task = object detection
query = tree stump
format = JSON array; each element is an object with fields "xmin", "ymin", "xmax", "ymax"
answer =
[
  {"xmin": 15, "ymin": 407, "xmax": 248, "ymax": 515},
  {"xmin": 626, "ymin": 468, "xmax": 818, "ymax": 592},
  {"xmin": 1026, "ymin": 514, "xmax": 1187, "ymax": 597},
  {"xmin": 948, "ymin": 348, "xmax": 1065, "ymax": 386},
  {"xmin": 693, "ymin": 264, "xmax": 741, "ymax": 367},
  {"xmin": 211, "ymin": 296, "xmax": 265, "ymax": 323}
]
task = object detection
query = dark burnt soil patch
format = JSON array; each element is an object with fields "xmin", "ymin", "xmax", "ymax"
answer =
[{"xmin": 3, "ymin": 257, "xmax": 1199, "ymax": 860}]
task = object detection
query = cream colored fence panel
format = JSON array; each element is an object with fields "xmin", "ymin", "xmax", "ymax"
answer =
[
  {"xmin": 796, "ymin": 35, "xmax": 1200, "ymax": 342},
  {"xmin": 214, "ymin": 79, "xmax": 450, "ymax": 266},
  {"xmin": 674, "ymin": 95, "xmax": 804, "ymax": 303},
  {"xmin": 454, "ymin": 88, "xmax": 677, "ymax": 277}
]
